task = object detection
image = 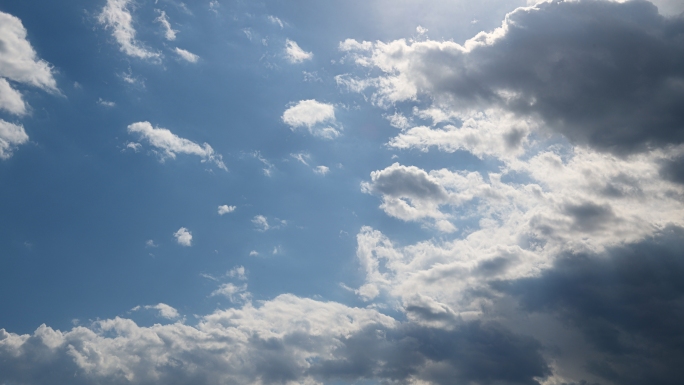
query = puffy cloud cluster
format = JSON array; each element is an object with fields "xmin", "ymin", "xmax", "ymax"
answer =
[
  {"xmin": 284, "ymin": 39, "xmax": 313, "ymax": 63},
  {"xmin": 127, "ymin": 121, "xmax": 227, "ymax": 171},
  {"xmin": 340, "ymin": 0, "xmax": 684, "ymax": 155},
  {"xmin": 282, "ymin": 100, "xmax": 341, "ymax": 139},
  {"xmin": 98, "ymin": 0, "xmax": 160, "ymax": 60},
  {"xmin": 0, "ymin": 294, "xmax": 554, "ymax": 385}
]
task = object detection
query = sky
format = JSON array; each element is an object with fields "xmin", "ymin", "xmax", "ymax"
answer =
[{"xmin": 0, "ymin": 0, "xmax": 684, "ymax": 384}]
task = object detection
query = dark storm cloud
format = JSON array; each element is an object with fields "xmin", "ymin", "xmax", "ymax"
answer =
[
  {"xmin": 309, "ymin": 321, "xmax": 550, "ymax": 385},
  {"xmin": 369, "ymin": 0, "xmax": 684, "ymax": 154},
  {"xmin": 659, "ymin": 155, "xmax": 684, "ymax": 184},
  {"xmin": 497, "ymin": 226, "xmax": 684, "ymax": 385}
]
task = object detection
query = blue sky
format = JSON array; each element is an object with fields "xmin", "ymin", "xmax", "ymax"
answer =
[{"xmin": 1, "ymin": 1, "xmax": 684, "ymax": 384}]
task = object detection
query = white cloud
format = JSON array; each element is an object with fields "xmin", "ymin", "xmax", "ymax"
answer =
[
  {"xmin": 132, "ymin": 303, "xmax": 180, "ymax": 319},
  {"xmin": 97, "ymin": 98, "xmax": 116, "ymax": 107},
  {"xmin": 0, "ymin": 11, "xmax": 58, "ymax": 121},
  {"xmin": 155, "ymin": 10, "xmax": 177, "ymax": 41},
  {"xmin": 290, "ymin": 152, "xmax": 310, "ymax": 165},
  {"xmin": 284, "ymin": 39, "xmax": 312, "ymax": 63},
  {"xmin": 98, "ymin": 0, "xmax": 160, "ymax": 60},
  {"xmin": 210, "ymin": 282, "xmax": 248, "ymax": 302},
  {"xmin": 252, "ymin": 151, "xmax": 275, "ymax": 176},
  {"xmin": 174, "ymin": 47, "xmax": 199, "ymax": 63},
  {"xmin": 145, "ymin": 239, "xmax": 157, "ymax": 248},
  {"xmin": 282, "ymin": 99, "xmax": 340, "ymax": 139},
  {"xmin": 314, "ymin": 165, "xmax": 330, "ymax": 175},
  {"xmin": 218, "ymin": 205, "xmax": 236, "ymax": 215},
  {"xmin": 227, "ymin": 266, "xmax": 246, "ymax": 280},
  {"xmin": 173, "ymin": 227, "xmax": 192, "ymax": 246},
  {"xmin": 0, "ymin": 11, "xmax": 57, "ymax": 91},
  {"xmin": 267, "ymin": 15, "xmax": 284, "ymax": 28},
  {"xmin": 209, "ymin": 0, "xmax": 220, "ymax": 14},
  {"xmin": 252, "ymin": 215, "xmax": 269, "ymax": 231},
  {"xmin": 0, "ymin": 78, "xmax": 26, "ymax": 115},
  {"xmin": 0, "ymin": 120, "xmax": 29, "ymax": 159},
  {"xmin": 127, "ymin": 121, "xmax": 227, "ymax": 170},
  {"xmin": 249, "ymin": 250, "xmax": 258, "ymax": 256}
]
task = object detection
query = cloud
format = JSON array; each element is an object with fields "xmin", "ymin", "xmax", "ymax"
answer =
[
  {"xmin": 127, "ymin": 121, "xmax": 227, "ymax": 170},
  {"xmin": 252, "ymin": 215, "xmax": 269, "ymax": 231},
  {"xmin": 217, "ymin": 205, "xmax": 236, "ymax": 215},
  {"xmin": 340, "ymin": 0, "xmax": 684, "ymax": 155},
  {"xmin": 282, "ymin": 100, "xmax": 340, "ymax": 139},
  {"xmin": 0, "ymin": 78, "xmax": 26, "ymax": 115},
  {"xmin": 98, "ymin": 0, "xmax": 160, "ymax": 60},
  {"xmin": 267, "ymin": 15, "xmax": 284, "ymax": 28},
  {"xmin": 173, "ymin": 227, "xmax": 192, "ymax": 246},
  {"xmin": 174, "ymin": 47, "xmax": 199, "ymax": 63},
  {"xmin": 132, "ymin": 303, "xmax": 180, "ymax": 320},
  {"xmin": 284, "ymin": 39, "xmax": 313, "ymax": 63},
  {"xmin": 0, "ymin": 120, "xmax": 29, "ymax": 159},
  {"xmin": 227, "ymin": 266, "xmax": 246, "ymax": 280},
  {"xmin": 0, "ymin": 11, "xmax": 58, "ymax": 120},
  {"xmin": 0, "ymin": 294, "xmax": 551, "ymax": 385},
  {"xmin": 497, "ymin": 226, "xmax": 684, "ymax": 385},
  {"xmin": 155, "ymin": 10, "xmax": 177, "ymax": 41},
  {"xmin": 96, "ymin": 98, "xmax": 115, "ymax": 107},
  {"xmin": 314, "ymin": 165, "xmax": 329, "ymax": 175}
]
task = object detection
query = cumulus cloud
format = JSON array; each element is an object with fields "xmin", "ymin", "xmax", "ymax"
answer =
[
  {"xmin": 340, "ymin": 0, "xmax": 684, "ymax": 155},
  {"xmin": 98, "ymin": 0, "xmax": 160, "ymax": 60},
  {"xmin": 217, "ymin": 205, "xmax": 236, "ymax": 215},
  {"xmin": 282, "ymin": 100, "xmax": 341, "ymax": 139},
  {"xmin": 252, "ymin": 215, "xmax": 269, "ymax": 231},
  {"xmin": 0, "ymin": 294, "xmax": 551, "ymax": 385},
  {"xmin": 155, "ymin": 10, "xmax": 177, "ymax": 41},
  {"xmin": 314, "ymin": 165, "xmax": 329, "ymax": 175},
  {"xmin": 0, "ymin": 10, "xmax": 57, "ymax": 122},
  {"xmin": 284, "ymin": 39, "xmax": 313, "ymax": 63},
  {"xmin": 127, "ymin": 121, "xmax": 227, "ymax": 170},
  {"xmin": 0, "ymin": 120, "xmax": 29, "ymax": 159},
  {"xmin": 132, "ymin": 303, "xmax": 180, "ymax": 319},
  {"xmin": 173, "ymin": 227, "xmax": 192, "ymax": 246},
  {"xmin": 174, "ymin": 47, "xmax": 199, "ymax": 63}
]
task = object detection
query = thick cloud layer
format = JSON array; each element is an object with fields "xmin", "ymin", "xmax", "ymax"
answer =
[
  {"xmin": 499, "ymin": 226, "xmax": 684, "ymax": 385},
  {"xmin": 342, "ymin": 0, "xmax": 684, "ymax": 154},
  {"xmin": 0, "ymin": 294, "xmax": 550, "ymax": 385}
]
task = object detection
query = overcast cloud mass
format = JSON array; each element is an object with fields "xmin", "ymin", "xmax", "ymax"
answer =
[{"xmin": 1, "ymin": 1, "xmax": 684, "ymax": 384}]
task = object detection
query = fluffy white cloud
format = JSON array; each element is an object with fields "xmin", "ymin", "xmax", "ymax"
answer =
[
  {"xmin": 0, "ymin": 78, "xmax": 26, "ymax": 115},
  {"xmin": 175, "ymin": 47, "xmax": 199, "ymax": 63},
  {"xmin": 98, "ymin": 0, "xmax": 160, "ymax": 60},
  {"xmin": 218, "ymin": 205, "xmax": 236, "ymax": 215},
  {"xmin": 282, "ymin": 100, "xmax": 340, "ymax": 139},
  {"xmin": 314, "ymin": 165, "xmax": 329, "ymax": 175},
  {"xmin": 0, "ymin": 11, "xmax": 57, "ymax": 91},
  {"xmin": 252, "ymin": 215, "xmax": 269, "ymax": 231},
  {"xmin": 284, "ymin": 39, "xmax": 312, "ymax": 63},
  {"xmin": 0, "ymin": 120, "xmax": 29, "ymax": 159},
  {"xmin": 173, "ymin": 227, "xmax": 192, "ymax": 246},
  {"xmin": 0, "ymin": 11, "xmax": 57, "ymax": 122},
  {"xmin": 155, "ymin": 10, "xmax": 177, "ymax": 41},
  {"xmin": 127, "ymin": 121, "xmax": 227, "ymax": 170},
  {"xmin": 132, "ymin": 303, "xmax": 180, "ymax": 319}
]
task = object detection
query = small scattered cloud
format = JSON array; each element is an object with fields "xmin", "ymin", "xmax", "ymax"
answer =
[
  {"xmin": 173, "ymin": 227, "xmax": 192, "ymax": 246},
  {"xmin": 290, "ymin": 152, "xmax": 310, "ymax": 166},
  {"xmin": 155, "ymin": 10, "xmax": 177, "ymax": 41},
  {"xmin": 209, "ymin": 0, "xmax": 220, "ymax": 14},
  {"xmin": 210, "ymin": 282, "xmax": 248, "ymax": 302},
  {"xmin": 227, "ymin": 266, "xmax": 246, "ymax": 280},
  {"xmin": 98, "ymin": 0, "xmax": 160, "ymax": 60},
  {"xmin": 267, "ymin": 15, "xmax": 284, "ymax": 28},
  {"xmin": 127, "ymin": 121, "xmax": 227, "ymax": 171},
  {"xmin": 174, "ymin": 47, "xmax": 199, "ymax": 63},
  {"xmin": 302, "ymin": 71, "xmax": 322, "ymax": 82},
  {"xmin": 97, "ymin": 98, "xmax": 116, "ymax": 107},
  {"xmin": 145, "ymin": 239, "xmax": 158, "ymax": 248},
  {"xmin": 284, "ymin": 39, "xmax": 312, "ymax": 63},
  {"xmin": 314, "ymin": 165, "xmax": 330, "ymax": 175},
  {"xmin": 132, "ymin": 303, "xmax": 179, "ymax": 319},
  {"xmin": 218, "ymin": 205, "xmax": 236, "ymax": 215},
  {"xmin": 0, "ymin": 120, "xmax": 29, "ymax": 160},
  {"xmin": 249, "ymin": 250, "xmax": 258, "ymax": 256},
  {"xmin": 282, "ymin": 100, "xmax": 340, "ymax": 139},
  {"xmin": 252, "ymin": 151, "xmax": 275, "ymax": 176},
  {"xmin": 252, "ymin": 215, "xmax": 269, "ymax": 232}
]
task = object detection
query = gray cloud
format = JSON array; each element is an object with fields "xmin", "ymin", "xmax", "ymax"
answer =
[
  {"xmin": 345, "ymin": 0, "xmax": 684, "ymax": 154},
  {"xmin": 497, "ymin": 226, "xmax": 684, "ymax": 385}
]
